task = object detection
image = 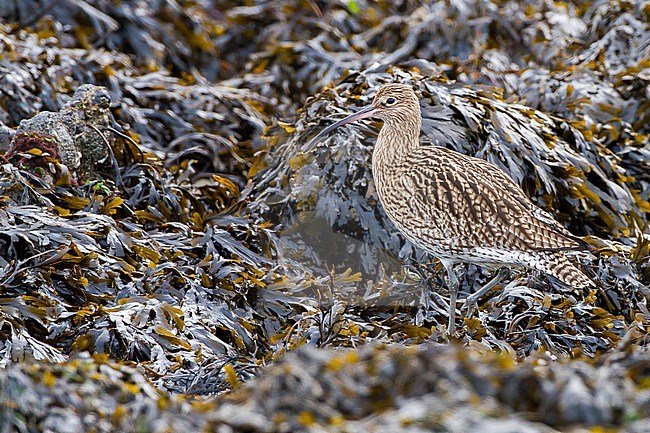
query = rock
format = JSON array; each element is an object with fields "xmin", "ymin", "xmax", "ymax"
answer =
[
  {"xmin": 0, "ymin": 122, "xmax": 14, "ymax": 152},
  {"xmin": 12, "ymin": 112, "xmax": 78, "ymax": 169},
  {"xmin": 59, "ymin": 84, "xmax": 114, "ymax": 175},
  {"xmin": 6, "ymin": 84, "xmax": 115, "ymax": 182}
]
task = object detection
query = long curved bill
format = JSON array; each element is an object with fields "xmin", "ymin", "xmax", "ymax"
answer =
[{"xmin": 304, "ymin": 105, "xmax": 376, "ymax": 152}]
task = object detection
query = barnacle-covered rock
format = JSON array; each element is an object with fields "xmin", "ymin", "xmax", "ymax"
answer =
[
  {"xmin": 60, "ymin": 84, "xmax": 114, "ymax": 174},
  {"xmin": 5, "ymin": 85, "xmax": 114, "ymax": 181},
  {"xmin": 0, "ymin": 122, "xmax": 14, "ymax": 151}
]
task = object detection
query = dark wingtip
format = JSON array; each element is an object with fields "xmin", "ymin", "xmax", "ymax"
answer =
[
  {"xmin": 576, "ymin": 237, "xmax": 596, "ymax": 253},
  {"xmin": 563, "ymin": 235, "xmax": 596, "ymax": 253},
  {"xmin": 537, "ymin": 231, "xmax": 596, "ymax": 253}
]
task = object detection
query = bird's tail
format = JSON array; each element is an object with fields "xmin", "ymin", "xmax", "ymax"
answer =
[{"xmin": 538, "ymin": 253, "xmax": 593, "ymax": 288}]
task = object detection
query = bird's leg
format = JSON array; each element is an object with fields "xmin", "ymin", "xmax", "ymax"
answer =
[
  {"xmin": 440, "ymin": 259, "xmax": 459, "ymax": 335},
  {"xmin": 448, "ymin": 274, "xmax": 458, "ymax": 335},
  {"xmin": 414, "ymin": 263, "xmax": 437, "ymax": 325},
  {"xmin": 461, "ymin": 267, "xmax": 510, "ymax": 316}
]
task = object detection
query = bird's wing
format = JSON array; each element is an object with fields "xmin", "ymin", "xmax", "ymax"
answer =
[{"xmin": 406, "ymin": 147, "xmax": 582, "ymax": 252}]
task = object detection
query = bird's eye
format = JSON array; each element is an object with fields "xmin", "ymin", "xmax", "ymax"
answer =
[{"xmin": 384, "ymin": 97, "xmax": 396, "ymax": 106}]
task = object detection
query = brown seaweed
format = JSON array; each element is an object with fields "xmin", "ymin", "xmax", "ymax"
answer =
[{"xmin": 0, "ymin": 0, "xmax": 648, "ymax": 431}]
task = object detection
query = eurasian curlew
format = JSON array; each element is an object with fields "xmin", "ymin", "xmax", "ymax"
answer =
[{"xmin": 306, "ymin": 83, "xmax": 593, "ymax": 335}]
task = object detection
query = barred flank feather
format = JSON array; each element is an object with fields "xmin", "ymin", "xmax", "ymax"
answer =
[{"xmin": 539, "ymin": 254, "xmax": 592, "ymax": 288}]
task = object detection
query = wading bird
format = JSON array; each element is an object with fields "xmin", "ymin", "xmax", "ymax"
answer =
[{"xmin": 306, "ymin": 83, "xmax": 592, "ymax": 334}]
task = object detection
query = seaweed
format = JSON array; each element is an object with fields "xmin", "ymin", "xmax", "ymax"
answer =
[{"xmin": 0, "ymin": 0, "xmax": 648, "ymax": 431}]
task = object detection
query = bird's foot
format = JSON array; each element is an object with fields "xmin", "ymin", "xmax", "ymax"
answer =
[
  {"xmin": 459, "ymin": 267, "xmax": 510, "ymax": 316},
  {"xmin": 460, "ymin": 293, "xmax": 481, "ymax": 317},
  {"xmin": 447, "ymin": 288, "xmax": 458, "ymax": 336}
]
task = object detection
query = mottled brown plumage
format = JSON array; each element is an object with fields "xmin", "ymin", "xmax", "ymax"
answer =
[{"xmin": 308, "ymin": 83, "xmax": 592, "ymax": 334}]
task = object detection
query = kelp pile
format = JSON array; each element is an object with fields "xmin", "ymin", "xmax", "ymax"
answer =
[
  {"xmin": 3, "ymin": 342, "xmax": 650, "ymax": 432},
  {"xmin": 0, "ymin": 0, "xmax": 649, "ymax": 432}
]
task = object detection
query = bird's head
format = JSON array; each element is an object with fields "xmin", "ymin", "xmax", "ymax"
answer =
[
  {"xmin": 305, "ymin": 83, "xmax": 420, "ymax": 151},
  {"xmin": 367, "ymin": 84, "xmax": 420, "ymax": 125}
]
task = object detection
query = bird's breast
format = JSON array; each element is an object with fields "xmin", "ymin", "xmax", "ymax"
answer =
[{"xmin": 372, "ymin": 159, "xmax": 449, "ymax": 250}]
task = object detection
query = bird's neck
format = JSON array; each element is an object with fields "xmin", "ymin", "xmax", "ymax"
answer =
[{"xmin": 372, "ymin": 117, "xmax": 421, "ymax": 168}]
